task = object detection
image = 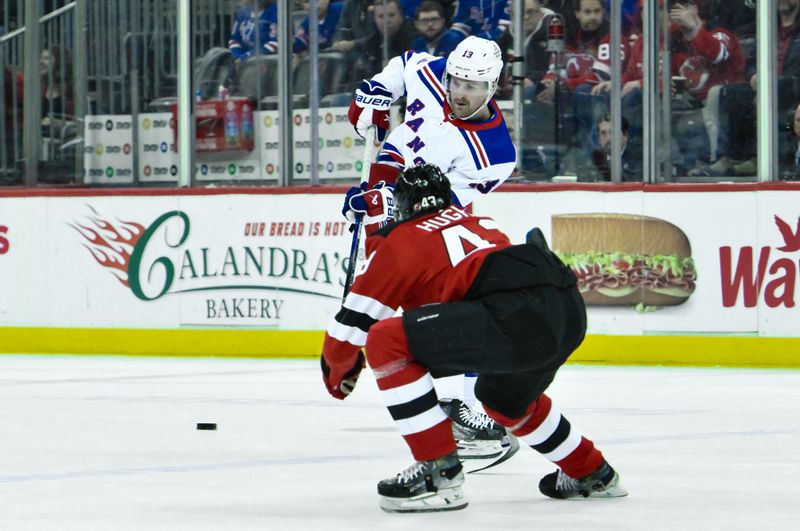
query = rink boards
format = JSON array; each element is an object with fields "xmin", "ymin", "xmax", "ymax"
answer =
[{"xmin": 1, "ymin": 183, "xmax": 799, "ymax": 367}]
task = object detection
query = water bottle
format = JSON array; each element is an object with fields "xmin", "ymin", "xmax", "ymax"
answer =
[
  {"xmin": 241, "ymin": 103, "xmax": 253, "ymax": 143},
  {"xmin": 225, "ymin": 100, "xmax": 239, "ymax": 148},
  {"xmin": 195, "ymin": 89, "xmax": 202, "ymax": 102},
  {"xmin": 218, "ymin": 84, "xmax": 229, "ymax": 100},
  {"xmin": 546, "ymin": 14, "xmax": 565, "ymax": 53}
]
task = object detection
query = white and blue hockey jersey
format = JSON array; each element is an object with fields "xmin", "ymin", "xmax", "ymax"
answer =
[
  {"xmin": 228, "ymin": 4, "xmax": 279, "ymax": 60},
  {"xmin": 371, "ymin": 51, "xmax": 516, "ymax": 207}
]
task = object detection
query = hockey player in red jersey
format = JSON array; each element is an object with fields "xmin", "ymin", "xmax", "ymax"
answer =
[
  {"xmin": 343, "ymin": 35, "xmax": 517, "ymax": 460},
  {"xmin": 321, "ymin": 164, "xmax": 627, "ymax": 512}
]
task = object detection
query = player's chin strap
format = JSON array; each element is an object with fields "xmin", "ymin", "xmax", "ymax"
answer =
[
  {"xmin": 445, "ymin": 77, "xmax": 497, "ymax": 121},
  {"xmin": 446, "ymin": 96, "xmax": 495, "ymax": 122}
]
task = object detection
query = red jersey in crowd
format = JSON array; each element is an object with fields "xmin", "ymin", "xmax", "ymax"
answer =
[
  {"xmin": 544, "ymin": 27, "xmax": 631, "ymax": 91},
  {"xmin": 623, "ymin": 23, "xmax": 746, "ymax": 101}
]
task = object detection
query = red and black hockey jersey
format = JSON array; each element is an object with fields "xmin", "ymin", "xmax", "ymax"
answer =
[
  {"xmin": 322, "ymin": 206, "xmax": 512, "ymax": 372},
  {"xmin": 623, "ymin": 23, "xmax": 745, "ymax": 101},
  {"xmin": 543, "ymin": 27, "xmax": 631, "ymax": 91}
]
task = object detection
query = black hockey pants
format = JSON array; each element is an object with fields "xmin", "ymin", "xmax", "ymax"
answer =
[{"xmin": 403, "ymin": 242, "xmax": 587, "ymax": 419}]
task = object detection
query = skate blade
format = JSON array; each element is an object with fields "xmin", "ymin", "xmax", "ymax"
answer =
[
  {"xmin": 567, "ymin": 475, "xmax": 629, "ymax": 499},
  {"xmin": 587, "ymin": 487, "xmax": 629, "ymax": 498},
  {"xmin": 379, "ymin": 487, "xmax": 468, "ymax": 513},
  {"xmin": 465, "ymin": 435, "xmax": 520, "ymax": 474},
  {"xmin": 588, "ymin": 476, "xmax": 628, "ymax": 498},
  {"xmin": 456, "ymin": 441, "xmax": 503, "ymax": 459}
]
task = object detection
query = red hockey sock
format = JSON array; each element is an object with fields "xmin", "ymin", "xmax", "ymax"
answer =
[
  {"xmin": 367, "ymin": 317, "xmax": 456, "ymax": 461},
  {"xmin": 484, "ymin": 394, "xmax": 604, "ymax": 479}
]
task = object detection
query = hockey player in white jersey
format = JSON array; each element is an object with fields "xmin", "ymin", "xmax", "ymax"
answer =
[
  {"xmin": 343, "ymin": 36, "xmax": 516, "ymax": 463},
  {"xmin": 346, "ymin": 35, "xmax": 516, "ymax": 210}
]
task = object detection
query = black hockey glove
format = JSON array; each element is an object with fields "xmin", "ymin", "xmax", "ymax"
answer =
[{"xmin": 320, "ymin": 351, "xmax": 365, "ymax": 400}]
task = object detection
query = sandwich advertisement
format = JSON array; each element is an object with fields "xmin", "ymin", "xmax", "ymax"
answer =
[
  {"xmin": 478, "ymin": 188, "xmax": 799, "ymax": 337},
  {"xmin": 551, "ymin": 213, "xmax": 696, "ymax": 309}
]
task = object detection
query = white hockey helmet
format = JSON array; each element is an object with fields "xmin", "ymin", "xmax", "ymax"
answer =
[{"xmin": 444, "ymin": 36, "xmax": 503, "ymax": 119}]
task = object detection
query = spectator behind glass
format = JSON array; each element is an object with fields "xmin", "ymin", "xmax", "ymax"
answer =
[
  {"xmin": 495, "ymin": 0, "xmax": 559, "ymax": 99},
  {"xmin": 542, "ymin": 0, "xmax": 572, "ymax": 19},
  {"xmin": 40, "ymin": 46, "xmax": 74, "ymax": 133},
  {"xmin": 331, "ymin": 0, "xmax": 375, "ymax": 55},
  {"xmin": 538, "ymin": 0, "xmax": 625, "ymax": 104},
  {"xmin": 411, "ymin": 1, "xmax": 461, "ymax": 57},
  {"xmin": 714, "ymin": 0, "xmax": 756, "ymax": 40},
  {"xmin": 578, "ymin": 113, "xmax": 642, "ymax": 181},
  {"xmin": 293, "ymin": 0, "xmax": 344, "ymax": 53},
  {"xmin": 720, "ymin": 0, "xmax": 800, "ymax": 177},
  {"xmin": 603, "ymin": 0, "xmax": 641, "ymax": 35},
  {"xmin": 400, "ymin": 0, "xmax": 422, "ymax": 19},
  {"xmin": 350, "ymin": 0, "xmax": 419, "ymax": 81},
  {"xmin": 620, "ymin": 0, "xmax": 745, "ymax": 177},
  {"xmin": 449, "ymin": 0, "xmax": 511, "ymax": 41},
  {"xmin": 228, "ymin": 0, "xmax": 278, "ymax": 63},
  {"xmin": 2, "ymin": 66, "xmax": 24, "ymax": 184},
  {"xmin": 538, "ymin": 0, "xmax": 630, "ymax": 155},
  {"xmin": 780, "ymin": 101, "xmax": 800, "ymax": 180}
]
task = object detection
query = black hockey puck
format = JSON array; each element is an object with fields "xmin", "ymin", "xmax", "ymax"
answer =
[{"xmin": 197, "ymin": 423, "xmax": 217, "ymax": 430}]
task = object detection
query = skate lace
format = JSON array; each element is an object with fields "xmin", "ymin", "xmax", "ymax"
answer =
[
  {"xmin": 458, "ymin": 405, "xmax": 495, "ymax": 430},
  {"xmin": 398, "ymin": 461, "xmax": 427, "ymax": 484},
  {"xmin": 555, "ymin": 470, "xmax": 582, "ymax": 493}
]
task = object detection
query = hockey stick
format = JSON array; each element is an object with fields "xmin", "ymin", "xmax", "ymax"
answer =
[{"xmin": 342, "ymin": 128, "xmax": 377, "ymax": 300}]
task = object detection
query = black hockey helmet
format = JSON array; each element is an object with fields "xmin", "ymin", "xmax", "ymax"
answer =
[{"xmin": 394, "ymin": 163, "xmax": 453, "ymax": 221}]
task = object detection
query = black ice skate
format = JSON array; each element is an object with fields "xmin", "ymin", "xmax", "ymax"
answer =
[
  {"xmin": 439, "ymin": 398, "xmax": 510, "ymax": 459},
  {"xmin": 538, "ymin": 460, "xmax": 628, "ymax": 499},
  {"xmin": 377, "ymin": 451, "xmax": 467, "ymax": 513}
]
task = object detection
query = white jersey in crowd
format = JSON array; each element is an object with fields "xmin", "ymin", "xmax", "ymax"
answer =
[{"xmin": 371, "ymin": 50, "xmax": 516, "ymax": 207}]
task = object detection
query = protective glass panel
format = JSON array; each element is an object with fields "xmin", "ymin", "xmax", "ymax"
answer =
[
  {"xmin": 1, "ymin": 0, "xmax": 26, "ymax": 185},
  {"xmin": 664, "ymin": 0, "xmax": 758, "ymax": 182}
]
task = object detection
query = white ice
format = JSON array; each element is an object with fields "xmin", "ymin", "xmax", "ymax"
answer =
[{"xmin": 1, "ymin": 355, "xmax": 798, "ymax": 531}]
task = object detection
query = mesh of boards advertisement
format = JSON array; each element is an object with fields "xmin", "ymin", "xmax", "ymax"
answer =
[
  {"xmin": 0, "ymin": 188, "xmax": 798, "ymax": 337},
  {"xmin": 82, "ymin": 108, "xmax": 376, "ymax": 184}
]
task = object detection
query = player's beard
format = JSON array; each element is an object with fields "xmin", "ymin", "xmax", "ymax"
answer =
[
  {"xmin": 450, "ymin": 98, "xmax": 475, "ymax": 119},
  {"xmin": 448, "ymin": 90, "xmax": 491, "ymax": 121}
]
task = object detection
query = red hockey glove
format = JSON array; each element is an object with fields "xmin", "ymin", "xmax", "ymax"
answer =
[
  {"xmin": 320, "ymin": 351, "xmax": 365, "ymax": 400},
  {"xmin": 348, "ymin": 80, "xmax": 392, "ymax": 142}
]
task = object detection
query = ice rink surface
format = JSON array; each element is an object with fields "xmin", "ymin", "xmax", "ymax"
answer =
[{"xmin": 1, "ymin": 355, "xmax": 798, "ymax": 531}]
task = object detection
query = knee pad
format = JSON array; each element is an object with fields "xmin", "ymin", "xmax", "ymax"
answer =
[{"xmin": 365, "ymin": 317, "xmax": 409, "ymax": 370}]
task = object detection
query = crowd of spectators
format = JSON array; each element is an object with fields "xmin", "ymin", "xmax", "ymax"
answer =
[
  {"xmin": 236, "ymin": 0, "xmax": 779, "ymax": 180},
  {"xmin": 4, "ymin": 1, "xmax": 786, "ymax": 184}
]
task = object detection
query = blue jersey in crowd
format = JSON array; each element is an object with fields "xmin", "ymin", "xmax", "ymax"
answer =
[
  {"xmin": 450, "ymin": 0, "xmax": 510, "ymax": 41},
  {"xmin": 293, "ymin": 2, "xmax": 344, "ymax": 53},
  {"xmin": 228, "ymin": 3, "xmax": 279, "ymax": 60},
  {"xmin": 400, "ymin": 0, "xmax": 421, "ymax": 19},
  {"xmin": 410, "ymin": 30, "xmax": 463, "ymax": 58}
]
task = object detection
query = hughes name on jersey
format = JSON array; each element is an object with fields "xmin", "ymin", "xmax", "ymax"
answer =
[
  {"xmin": 370, "ymin": 51, "xmax": 516, "ymax": 207},
  {"xmin": 323, "ymin": 206, "xmax": 512, "ymax": 370}
]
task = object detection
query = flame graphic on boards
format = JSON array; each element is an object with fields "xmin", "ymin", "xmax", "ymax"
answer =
[{"xmin": 70, "ymin": 206, "xmax": 145, "ymax": 287}]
